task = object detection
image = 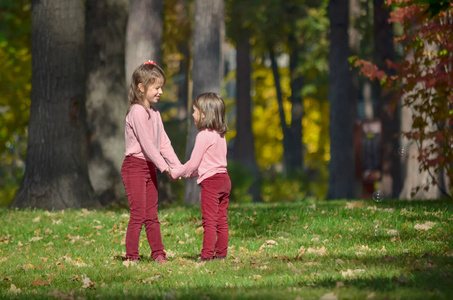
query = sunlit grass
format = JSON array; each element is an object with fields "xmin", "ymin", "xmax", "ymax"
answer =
[{"xmin": 0, "ymin": 199, "xmax": 452, "ymax": 299}]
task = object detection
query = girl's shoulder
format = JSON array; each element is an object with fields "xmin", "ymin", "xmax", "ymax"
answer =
[
  {"xmin": 198, "ymin": 129, "xmax": 224, "ymax": 139},
  {"xmin": 129, "ymin": 104, "xmax": 159, "ymax": 117}
]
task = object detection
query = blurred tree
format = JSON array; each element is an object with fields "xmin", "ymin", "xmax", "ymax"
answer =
[
  {"xmin": 125, "ymin": 0, "xmax": 163, "ymax": 84},
  {"xmin": 12, "ymin": 0, "xmax": 98, "ymax": 209},
  {"xmin": 85, "ymin": 0, "xmax": 129, "ymax": 206},
  {"xmin": 327, "ymin": 0, "xmax": 356, "ymax": 199},
  {"xmin": 184, "ymin": 0, "xmax": 224, "ymax": 204},
  {"xmin": 0, "ymin": 0, "xmax": 31, "ymax": 206},
  {"xmin": 353, "ymin": 0, "xmax": 452, "ymax": 199},
  {"xmin": 373, "ymin": 0, "xmax": 402, "ymax": 198},
  {"xmin": 226, "ymin": 0, "xmax": 261, "ymax": 202}
]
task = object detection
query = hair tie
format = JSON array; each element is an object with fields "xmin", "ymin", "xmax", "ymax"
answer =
[{"xmin": 144, "ymin": 60, "xmax": 157, "ymax": 65}]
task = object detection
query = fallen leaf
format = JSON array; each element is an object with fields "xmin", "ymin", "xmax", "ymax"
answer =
[
  {"xmin": 345, "ymin": 201, "xmax": 363, "ymax": 209},
  {"xmin": 414, "ymin": 221, "xmax": 436, "ymax": 231},
  {"xmin": 32, "ymin": 216, "xmax": 41, "ymax": 222},
  {"xmin": 139, "ymin": 274, "xmax": 163, "ymax": 283},
  {"xmin": 10, "ymin": 284, "xmax": 21, "ymax": 294},
  {"xmin": 81, "ymin": 275, "xmax": 96, "ymax": 289},
  {"xmin": 341, "ymin": 269, "xmax": 365, "ymax": 279},
  {"xmin": 319, "ymin": 292, "xmax": 338, "ymax": 300},
  {"xmin": 29, "ymin": 237, "xmax": 43, "ymax": 242},
  {"xmin": 31, "ymin": 279, "xmax": 51, "ymax": 286},
  {"xmin": 307, "ymin": 245, "xmax": 327, "ymax": 256},
  {"xmin": 393, "ymin": 274, "xmax": 410, "ymax": 284},
  {"xmin": 259, "ymin": 240, "xmax": 278, "ymax": 250}
]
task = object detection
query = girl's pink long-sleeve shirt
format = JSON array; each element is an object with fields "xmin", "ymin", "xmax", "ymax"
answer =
[
  {"xmin": 171, "ymin": 129, "xmax": 227, "ymax": 184},
  {"xmin": 124, "ymin": 104, "xmax": 181, "ymax": 172}
]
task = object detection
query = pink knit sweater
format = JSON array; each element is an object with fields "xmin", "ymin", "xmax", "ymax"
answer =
[{"xmin": 124, "ymin": 104, "xmax": 181, "ymax": 172}]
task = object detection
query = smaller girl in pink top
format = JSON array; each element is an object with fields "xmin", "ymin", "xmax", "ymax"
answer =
[
  {"xmin": 121, "ymin": 60, "xmax": 181, "ymax": 263},
  {"xmin": 170, "ymin": 92, "xmax": 231, "ymax": 261}
]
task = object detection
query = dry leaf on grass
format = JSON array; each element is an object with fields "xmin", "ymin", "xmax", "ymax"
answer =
[
  {"xmin": 81, "ymin": 275, "xmax": 96, "ymax": 289},
  {"xmin": 393, "ymin": 274, "xmax": 410, "ymax": 284},
  {"xmin": 319, "ymin": 292, "xmax": 338, "ymax": 300},
  {"xmin": 139, "ymin": 274, "xmax": 163, "ymax": 284},
  {"xmin": 259, "ymin": 240, "xmax": 278, "ymax": 250},
  {"xmin": 345, "ymin": 201, "xmax": 363, "ymax": 209},
  {"xmin": 9, "ymin": 284, "xmax": 21, "ymax": 294},
  {"xmin": 31, "ymin": 279, "xmax": 51, "ymax": 286},
  {"xmin": 341, "ymin": 269, "xmax": 365, "ymax": 279},
  {"xmin": 414, "ymin": 222, "xmax": 436, "ymax": 231}
]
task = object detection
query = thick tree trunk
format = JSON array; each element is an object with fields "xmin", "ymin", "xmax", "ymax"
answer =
[
  {"xmin": 12, "ymin": 0, "xmax": 98, "ymax": 210},
  {"xmin": 184, "ymin": 0, "xmax": 224, "ymax": 204},
  {"xmin": 327, "ymin": 0, "xmax": 356, "ymax": 199},
  {"xmin": 399, "ymin": 102, "xmax": 441, "ymax": 200},
  {"xmin": 373, "ymin": 0, "xmax": 402, "ymax": 198},
  {"xmin": 234, "ymin": 36, "xmax": 261, "ymax": 202},
  {"xmin": 125, "ymin": 0, "xmax": 163, "ymax": 85},
  {"xmin": 86, "ymin": 0, "xmax": 129, "ymax": 206}
]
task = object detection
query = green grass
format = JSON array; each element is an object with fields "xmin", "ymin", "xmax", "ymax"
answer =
[{"xmin": 0, "ymin": 199, "xmax": 452, "ymax": 299}]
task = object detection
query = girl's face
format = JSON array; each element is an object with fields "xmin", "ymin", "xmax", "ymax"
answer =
[
  {"xmin": 139, "ymin": 79, "xmax": 163, "ymax": 108},
  {"xmin": 192, "ymin": 105, "xmax": 204, "ymax": 126}
]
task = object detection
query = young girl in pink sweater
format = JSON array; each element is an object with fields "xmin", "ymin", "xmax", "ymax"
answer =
[
  {"xmin": 170, "ymin": 92, "xmax": 231, "ymax": 261},
  {"xmin": 121, "ymin": 61, "xmax": 181, "ymax": 263}
]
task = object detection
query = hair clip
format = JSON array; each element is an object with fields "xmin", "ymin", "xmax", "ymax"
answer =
[{"xmin": 144, "ymin": 60, "xmax": 157, "ymax": 65}]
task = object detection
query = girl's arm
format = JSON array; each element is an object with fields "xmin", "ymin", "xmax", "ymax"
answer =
[
  {"xmin": 130, "ymin": 108, "xmax": 169, "ymax": 172},
  {"xmin": 171, "ymin": 132, "xmax": 210, "ymax": 179},
  {"xmin": 158, "ymin": 113, "xmax": 182, "ymax": 168}
]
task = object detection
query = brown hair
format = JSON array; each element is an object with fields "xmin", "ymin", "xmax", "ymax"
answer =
[
  {"xmin": 193, "ymin": 92, "xmax": 228, "ymax": 134},
  {"xmin": 126, "ymin": 62, "xmax": 166, "ymax": 118}
]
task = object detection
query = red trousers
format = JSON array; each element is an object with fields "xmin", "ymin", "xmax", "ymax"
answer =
[
  {"xmin": 200, "ymin": 172, "xmax": 231, "ymax": 259},
  {"xmin": 121, "ymin": 156, "xmax": 165, "ymax": 261}
]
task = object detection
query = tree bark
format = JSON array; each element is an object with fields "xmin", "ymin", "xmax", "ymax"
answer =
[
  {"xmin": 269, "ymin": 48, "xmax": 292, "ymax": 174},
  {"xmin": 86, "ymin": 0, "xmax": 129, "ymax": 206},
  {"xmin": 288, "ymin": 33, "xmax": 304, "ymax": 174},
  {"xmin": 327, "ymin": 0, "xmax": 356, "ymax": 199},
  {"xmin": 125, "ymin": 0, "xmax": 163, "ymax": 86},
  {"xmin": 12, "ymin": 0, "xmax": 98, "ymax": 210},
  {"xmin": 399, "ymin": 102, "xmax": 441, "ymax": 200},
  {"xmin": 373, "ymin": 0, "xmax": 402, "ymax": 198},
  {"xmin": 184, "ymin": 0, "xmax": 224, "ymax": 204},
  {"xmin": 234, "ymin": 35, "xmax": 261, "ymax": 202}
]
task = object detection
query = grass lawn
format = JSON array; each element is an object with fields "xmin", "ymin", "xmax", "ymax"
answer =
[{"xmin": 0, "ymin": 199, "xmax": 452, "ymax": 299}]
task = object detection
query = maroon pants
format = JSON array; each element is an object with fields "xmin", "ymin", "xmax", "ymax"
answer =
[
  {"xmin": 121, "ymin": 156, "xmax": 165, "ymax": 261},
  {"xmin": 200, "ymin": 172, "xmax": 231, "ymax": 259}
]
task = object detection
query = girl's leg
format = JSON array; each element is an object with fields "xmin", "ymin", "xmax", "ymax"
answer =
[
  {"xmin": 121, "ymin": 157, "xmax": 149, "ymax": 261},
  {"xmin": 143, "ymin": 162, "xmax": 165, "ymax": 260},
  {"xmin": 200, "ymin": 178, "xmax": 220, "ymax": 260},
  {"xmin": 215, "ymin": 174, "xmax": 231, "ymax": 258}
]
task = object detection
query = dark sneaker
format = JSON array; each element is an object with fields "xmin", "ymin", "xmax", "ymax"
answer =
[
  {"xmin": 199, "ymin": 257, "xmax": 213, "ymax": 262},
  {"xmin": 155, "ymin": 256, "xmax": 167, "ymax": 264},
  {"xmin": 214, "ymin": 256, "xmax": 226, "ymax": 261}
]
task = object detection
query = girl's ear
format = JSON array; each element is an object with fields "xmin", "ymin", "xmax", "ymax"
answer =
[
  {"xmin": 138, "ymin": 83, "xmax": 145, "ymax": 93},
  {"xmin": 201, "ymin": 112, "xmax": 206, "ymax": 119}
]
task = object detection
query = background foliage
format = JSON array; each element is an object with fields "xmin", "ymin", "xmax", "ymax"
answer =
[{"xmin": 0, "ymin": 0, "xmax": 31, "ymax": 206}]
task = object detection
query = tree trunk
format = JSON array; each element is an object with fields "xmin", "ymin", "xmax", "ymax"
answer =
[
  {"xmin": 12, "ymin": 0, "xmax": 98, "ymax": 210},
  {"xmin": 125, "ymin": 0, "xmax": 163, "ymax": 85},
  {"xmin": 269, "ymin": 48, "xmax": 292, "ymax": 174},
  {"xmin": 288, "ymin": 34, "xmax": 304, "ymax": 174},
  {"xmin": 399, "ymin": 102, "xmax": 441, "ymax": 200},
  {"xmin": 86, "ymin": 0, "xmax": 129, "ymax": 206},
  {"xmin": 184, "ymin": 0, "xmax": 224, "ymax": 204},
  {"xmin": 373, "ymin": 0, "xmax": 402, "ymax": 198},
  {"xmin": 327, "ymin": 0, "xmax": 356, "ymax": 199},
  {"xmin": 234, "ymin": 35, "xmax": 261, "ymax": 202}
]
